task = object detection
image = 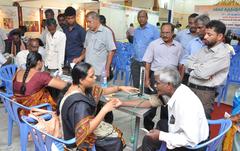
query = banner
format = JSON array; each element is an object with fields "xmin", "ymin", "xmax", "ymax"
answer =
[{"xmin": 195, "ymin": 1, "xmax": 240, "ymax": 36}]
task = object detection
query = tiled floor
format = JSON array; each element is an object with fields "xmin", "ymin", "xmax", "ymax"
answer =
[{"xmin": 0, "ymin": 83, "xmax": 238, "ymax": 151}]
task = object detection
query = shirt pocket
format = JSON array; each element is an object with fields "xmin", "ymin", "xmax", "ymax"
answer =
[{"xmin": 93, "ymin": 39, "xmax": 106, "ymax": 53}]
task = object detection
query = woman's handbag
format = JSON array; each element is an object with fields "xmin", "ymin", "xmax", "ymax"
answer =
[{"xmin": 28, "ymin": 108, "xmax": 62, "ymax": 138}]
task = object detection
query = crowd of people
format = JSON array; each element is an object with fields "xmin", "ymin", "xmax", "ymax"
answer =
[{"xmin": 0, "ymin": 5, "xmax": 239, "ymax": 151}]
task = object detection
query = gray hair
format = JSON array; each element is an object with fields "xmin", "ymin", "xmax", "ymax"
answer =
[
  {"xmin": 195, "ymin": 14, "xmax": 210, "ymax": 26},
  {"xmin": 157, "ymin": 67, "xmax": 181, "ymax": 89},
  {"xmin": 86, "ymin": 11, "xmax": 99, "ymax": 19}
]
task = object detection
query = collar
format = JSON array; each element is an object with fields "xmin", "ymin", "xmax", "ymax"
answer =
[
  {"xmin": 159, "ymin": 38, "xmax": 176, "ymax": 46},
  {"xmin": 167, "ymin": 84, "xmax": 183, "ymax": 108},
  {"xmin": 209, "ymin": 42, "xmax": 224, "ymax": 53},
  {"xmin": 97, "ymin": 24, "xmax": 104, "ymax": 32},
  {"xmin": 138, "ymin": 23, "xmax": 150, "ymax": 30},
  {"xmin": 89, "ymin": 24, "xmax": 104, "ymax": 33},
  {"xmin": 186, "ymin": 29, "xmax": 191, "ymax": 34},
  {"xmin": 67, "ymin": 23, "xmax": 78, "ymax": 31}
]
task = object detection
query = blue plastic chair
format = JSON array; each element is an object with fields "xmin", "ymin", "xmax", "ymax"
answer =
[
  {"xmin": 0, "ymin": 92, "xmax": 52, "ymax": 151},
  {"xmin": 22, "ymin": 116, "xmax": 96, "ymax": 151},
  {"xmin": 113, "ymin": 42, "xmax": 133, "ymax": 85},
  {"xmin": 219, "ymin": 53, "xmax": 240, "ymax": 104},
  {"xmin": 0, "ymin": 64, "xmax": 17, "ymax": 95},
  {"xmin": 157, "ymin": 119, "xmax": 232, "ymax": 151}
]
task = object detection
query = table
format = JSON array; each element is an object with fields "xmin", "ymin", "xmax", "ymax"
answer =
[
  {"xmin": 101, "ymin": 92, "xmax": 151, "ymax": 151},
  {"xmin": 57, "ymin": 74, "xmax": 151, "ymax": 151}
]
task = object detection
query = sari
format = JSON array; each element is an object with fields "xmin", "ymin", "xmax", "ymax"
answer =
[
  {"xmin": 13, "ymin": 88, "xmax": 57, "ymax": 116},
  {"xmin": 222, "ymin": 98, "xmax": 240, "ymax": 151}
]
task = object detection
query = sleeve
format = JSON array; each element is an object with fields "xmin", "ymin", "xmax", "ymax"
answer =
[
  {"xmin": 0, "ymin": 29, "xmax": 7, "ymax": 40},
  {"xmin": 184, "ymin": 49, "xmax": 202, "ymax": 70},
  {"xmin": 149, "ymin": 95, "xmax": 162, "ymax": 107},
  {"xmin": 159, "ymin": 100, "xmax": 208, "ymax": 149},
  {"xmin": 39, "ymin": 72, "xmax": 52, "ymax": 86},
  {"xmin": 0, "ymin": 53, "xmax": 6, "ymax": 66},
  {"xmin": 142, "ymin": 42, "xmax": 154, "ymax": 63},
  {"xmin": 153, "ymin": 27, "xmax": 160, "ymax": 40},
  {"xmin": 67, "ymin": 101, "xmax": 92, "ymax": 146},
  {"xmin": 180, "ymin": 43, "xmax": 191, "ymax": 65},
  {"xmin": 189, "ymin": 52, "xmax": 230, "ymax": 80},
  {"xmin": 106, "ymin": 30, "xmax": 116, "ymax": 52},
  {"xmin": 79, "ymin": 27, "xmax": 86, "ymax": 46},
  {"xmin": 58, "ymin": 33, "xmax": 66, "ymax": 71},
  {"xmin": 175, "ymin": 31, "xmax": 181, "ymax": 42},
  {"xmin": 84, "ymin": 32, "xmax": 89, "ymax": 49},
  {"xmin": 178, "ymin": 45, "xmax": 186, "ymax": 65}
]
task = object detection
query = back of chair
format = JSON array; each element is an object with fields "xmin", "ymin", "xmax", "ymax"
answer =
[
  {"xmin": 22, "ymin": 116, "xmax": 81, "ymax": 151},
  {"xmin": 187, "ymin": 119, "xmax": 232, "ymax": 151},
  {"xmin": 158, "ymin": 119, "xmax": 232, "ymax": 151},
  {"xmin": 0, "ymin": 64, "xmax": 17, "ymax": 95},
  {"xmin": 0, "ymin": 92, "xmax": 30, "ymax": 124},
  {"xmin": 228, "ymin": 54, "xmax": 240, "ymax": 83},
  {"xmin": 0, "ymin": 93, "xmax": 16, "ymax": 121}
]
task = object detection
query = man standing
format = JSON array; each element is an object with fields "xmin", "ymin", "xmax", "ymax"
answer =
[
  {"xmin": 175, "ymin": 13, "xmax": 199, "ymax": 50},
  {"xmin": 45, "ymin": 18, "xmax": 66, "ymax": 73},
  {"xmin": 131, "ymin": 10, "xmax": 159, "ymax": 89},
  {"xmin": 186, "ymin": 20, "xmax": 230, "ymax": 119},
  {"xmin": 57, "ymin": 13, "xmax": 67, "ymax": 31},
  {"xmin": 142, "ymin": 23, "xmax": 184, "ymax": 130},
  {"xmin": 64, "ymin": 7, "xmax": 86, "ymax": 64},
  {"xmin": 73, "ymin": 11, "xmax": 116, "ymax": 81},
  {"xmin": 40, "ymin": 9, "xmax": 55, "ymax": 45},
  {"xmin": 181, "ymin": 14, "xmax": 210, "ymax": 84},
  {"xmin": 121, "ymin": 68, "xmax": 209, "ymax": 151}
]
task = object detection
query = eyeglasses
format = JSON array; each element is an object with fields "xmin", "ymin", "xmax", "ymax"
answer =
[{"xmin": 161, "ymin": 32, "xmax": 172, "ymax": 35}]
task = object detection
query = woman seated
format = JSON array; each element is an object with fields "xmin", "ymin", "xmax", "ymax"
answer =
[
  {"xmin": 13, "ymin": 51, "xmax": 67, "ymax": 115},
  {"xmin": 58, "ymin": 62, "xmax": 138, "ymax": 151}
]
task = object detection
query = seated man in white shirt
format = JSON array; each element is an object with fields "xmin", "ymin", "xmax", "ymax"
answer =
[
  {"xmin": 15, "ymin": 38, "xmax": 44, "ymax": 69},
  {"xmin": 120, "ymin": 67, "xmax": 209, "ymax": 151},
  {"xmin": 45, "ymin": 18, "xmax": 66, "ymax": 74}
]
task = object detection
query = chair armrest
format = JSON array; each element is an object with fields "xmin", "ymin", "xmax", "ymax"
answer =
[{"xmin": 30, "ymin": 103, "xmax": 53, "ymax": 111}]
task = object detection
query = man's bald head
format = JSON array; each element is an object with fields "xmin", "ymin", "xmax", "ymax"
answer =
[{"xmin": 28, "ymin": 38, "xmax": 39, "ymax": 52}]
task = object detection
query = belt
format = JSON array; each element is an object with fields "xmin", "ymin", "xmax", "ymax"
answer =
[{"xmin": 189, "ymin": 83, "xmax": 216, "ymax": 91}]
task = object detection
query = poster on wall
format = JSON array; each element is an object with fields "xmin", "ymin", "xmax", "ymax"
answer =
[
  {"xmin": 22, "ymin": 7, "xmax": 40, "ymax": 32},
  {"xmin": 0, "ymin": 6, "xmax": 19, "ymax": 32},
  {"xmin": 195, "ymin": 0, "xmax": 240, "ymax": 36}
]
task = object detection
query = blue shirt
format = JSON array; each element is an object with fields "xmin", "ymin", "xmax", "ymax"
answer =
[
  {"xmin": 133, "ymin": 23, "xmax": 159, "ymax": 61},
  {"xmin": 64, "ymin": 24, "xmax": 86, "ymax": 62},
  {"xmin": 175, "ymin": 29, "xmax": 196, "ymax": 50},
  {"xmin": 181, "ymin": 37, "xmax": 205, "ymax": 64}
]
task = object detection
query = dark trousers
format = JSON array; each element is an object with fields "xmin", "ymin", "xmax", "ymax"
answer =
[
  {"xmin": 142, "ymin": 119, "xmax": 207, "ymax": 151},
  {"xmin": 189, "ymin": 87, "xmax": 216, "ymax": 119},
  {"xmin": 130, "ymin": 58, "xmax": 144, "ymax": 89},
  {"xmin": 181, "ymin": 73, "xmax": 190, "ymax": 85}
]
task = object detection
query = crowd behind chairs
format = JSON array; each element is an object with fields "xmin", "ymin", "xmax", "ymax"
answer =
[{"xmin": 0, "ymin": 5, "xmax": 239, "ymax": 151}]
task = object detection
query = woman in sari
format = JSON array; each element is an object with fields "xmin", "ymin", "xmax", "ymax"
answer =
[
  {"xmin": 13, "ymin": 51, "xmax": 67, "ymax": 115},
  {"xmin": 58, "ymin": 62, "xmax": 138, "ymax": 151},
  {"xmin": 222, "ymin": 95, "xmax": 240, "ymax": 151}
]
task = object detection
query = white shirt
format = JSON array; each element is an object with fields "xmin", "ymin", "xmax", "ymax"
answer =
[
  {"xmin": 40, "ymin": 25, "xmax": 62, "ymax": 45},
  {"xmin": 0, "ymin": 53, "xmax": 7, "ymax": 67},
  {"xmin": 159, "ymin": 84, "xmax": 209, "ymax": 149},
  {"xmin": 45, "ymin": 30, "xmax": 66, "ymax": 71},
  {"xmin": 0, "ymin": 28, "xmax": 7, "ymax": 53},
  {"xmin": 15, "ymin": 48, "xmax": 46, "ymax": 69}
]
